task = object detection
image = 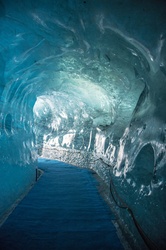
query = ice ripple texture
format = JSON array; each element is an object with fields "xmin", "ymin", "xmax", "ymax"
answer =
[{"xmin": 0, "ymin": 0, "xmax": 166, "ymax": 249}]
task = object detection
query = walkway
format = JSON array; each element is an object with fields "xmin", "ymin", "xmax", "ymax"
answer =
[{"xmin": 0, "ymin": 158, "xmax": 123, "ymax": 250}]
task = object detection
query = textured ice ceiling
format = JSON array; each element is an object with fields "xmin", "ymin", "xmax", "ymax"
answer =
[{"xmin": 0, "ymin": 0, "xmax": 166, "ymax": 249}]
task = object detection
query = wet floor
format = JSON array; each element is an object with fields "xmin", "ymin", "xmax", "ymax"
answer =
[{"xmin": 0, "ymin": 158, "xmax": 124, "ymax": 250}]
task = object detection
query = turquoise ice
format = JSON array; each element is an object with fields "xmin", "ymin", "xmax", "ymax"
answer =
[{"xmin": 0, "ymin": 0, "xmax": 166, "ymax": 249}]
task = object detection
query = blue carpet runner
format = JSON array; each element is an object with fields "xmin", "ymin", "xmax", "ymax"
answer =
[{"xmin": 0, "ymin": 158, "xmax": 123, "ymax": 250}]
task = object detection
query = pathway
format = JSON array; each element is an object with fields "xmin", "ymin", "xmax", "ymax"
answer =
[{"xmin": 0, "ymin": 158, "xmax": 123, "ymax": 250}]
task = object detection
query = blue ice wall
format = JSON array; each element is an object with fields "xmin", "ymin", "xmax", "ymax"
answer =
[
  {"xmin": 0, "ymin": 0, "xmax": 166, "ymax": 249},
  {"xmin": 0, "ymin": 0, "xmax": 37, "ymax": 219}
]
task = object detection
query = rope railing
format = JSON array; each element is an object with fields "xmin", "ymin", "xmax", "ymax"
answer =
[{"xmin": 109, "ymin": 177, "xmax": 158, "ymax": 250}]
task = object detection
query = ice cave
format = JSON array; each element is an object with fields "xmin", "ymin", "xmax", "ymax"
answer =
[{"xmin": 0, "ymin": 0, "xmax": 166, "ymax": 249}]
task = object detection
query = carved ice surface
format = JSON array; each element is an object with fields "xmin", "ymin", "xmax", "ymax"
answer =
[{"xmin": 0, "ymin": 0, "xmax": 166, "ymax": 249}]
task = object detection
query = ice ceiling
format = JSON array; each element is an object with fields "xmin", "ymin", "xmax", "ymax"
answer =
[{"xmin": 0, "ymin": 0, "xmax": 166, "ymax": 249}]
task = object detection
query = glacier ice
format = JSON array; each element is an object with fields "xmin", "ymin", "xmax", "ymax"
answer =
[{"xmin": 0, "ymin": 0, "xmax": 166, "ymax": 249}]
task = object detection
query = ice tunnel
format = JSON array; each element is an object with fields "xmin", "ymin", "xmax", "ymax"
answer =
[{"xmin": 0, "ymin": 0, "xmax": 166, "ymax": 249}]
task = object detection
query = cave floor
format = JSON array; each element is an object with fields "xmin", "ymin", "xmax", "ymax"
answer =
[{"xmin": 0, "ymin": 158, "xmax": 123, "ymax": 250}]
